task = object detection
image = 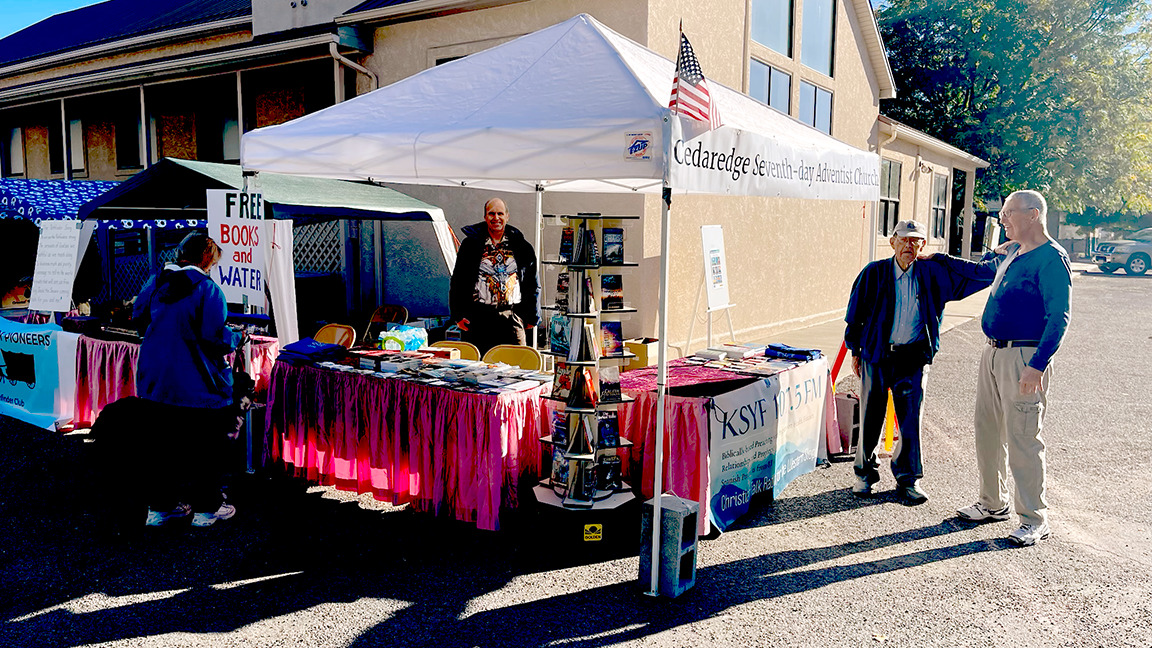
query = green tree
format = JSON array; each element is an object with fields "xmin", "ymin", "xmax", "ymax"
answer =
[{"xmin": 878, "ymin": 0, "xmax": 1152, "ymax": 214}]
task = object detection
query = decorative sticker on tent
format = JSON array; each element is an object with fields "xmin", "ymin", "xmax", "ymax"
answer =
[{"xmin": 624, "ymin": 132, "xmax": 652, "ymax": 160}]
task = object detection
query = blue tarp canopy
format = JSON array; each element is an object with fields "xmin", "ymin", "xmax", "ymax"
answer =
[{"xmin": 0, "ymin": 179, "xmax": 119, "ymax": 227}]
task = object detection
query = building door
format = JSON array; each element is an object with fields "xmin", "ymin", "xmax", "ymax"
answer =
[{"xmin": 948, "ymin": 169, "xmax": 967, "ymax": 256}]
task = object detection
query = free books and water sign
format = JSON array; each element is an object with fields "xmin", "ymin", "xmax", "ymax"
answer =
[{"xmin": 707, "ymin": 358, "xmax": 829, "ymax": 531}]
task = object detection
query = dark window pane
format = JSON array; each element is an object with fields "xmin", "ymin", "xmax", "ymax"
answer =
[
  {"xmin": 769, "ymin": 67, "xmax": 791, "ymax": 113},
  {"xmin": 799, "ymin": 81, "xmax": 816, "ymax": 126},
  {"xmin": 814, "ymin": 86, "xmax": 832, "ymax": 134},
  {"xmin": 750, "ymin": 60, "xmax": 769, "ymax": 104},
  {"xmin": 117, "ymin": 113, "xmax": 141, "ymax": 169},
  {"xmin": 751, "ymin": 0, "xmax": 793, "ymax": 56},
  {"xmin": 801, "ymin": 0, "xmax": 835, "ymax": 76}
]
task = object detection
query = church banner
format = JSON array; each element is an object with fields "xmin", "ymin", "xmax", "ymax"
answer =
[
  {"xmin": 707, "ymin": 357, "xmax": 829, "ymax": 530},
  {"xmin": 669, "ymin": 126, "xmax": 880, "ymax": 202}
]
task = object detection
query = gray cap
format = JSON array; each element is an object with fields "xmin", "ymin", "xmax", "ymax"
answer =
[{"xmin": 893, "ymin": 220, "xmax": 927, "ymax": 239}]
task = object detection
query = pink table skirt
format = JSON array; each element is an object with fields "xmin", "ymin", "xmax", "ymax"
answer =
[
  {"xmin": 73, "ymin": 334, "xmax": 279, "ymax": 426},
  {"xmin": 264, "ymin": 362, "xmax": 548, "ymax": 532}
]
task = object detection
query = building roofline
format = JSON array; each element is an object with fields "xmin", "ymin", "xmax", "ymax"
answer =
[
  {"xmin": 336, "ymin": 0, "xmax": 528, "ymax": 25},
  {"xmin": 879, "ymin": 114, "xmax": 989, "ymax": 168},
  {"xmin": 0, "ymin": 33, "xmax": 340, "ymax": 105},
  {"xmin": 0, "ymin": 16, "xmax": 253, "ymax": 79},
  {"xmin": 851, "ymin": 0, "xmax": 896, "ymax": 100}
]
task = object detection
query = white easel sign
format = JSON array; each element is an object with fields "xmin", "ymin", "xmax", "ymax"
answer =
[
  {"xmin": 28, "ymin": 220, "xmax": 91, "ymax": 312},
  {"xmin": 700, "ymin": 225, "xmax": 731, "ymax": 311},
  {"xmin": 206, "ymin": 189, "xmax": 266, "ymax": 310}
]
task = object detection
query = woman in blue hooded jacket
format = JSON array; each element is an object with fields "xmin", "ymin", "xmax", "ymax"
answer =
[{"xmin": 134, "ymin": 232, "xmax": 242, "ymax": 527}]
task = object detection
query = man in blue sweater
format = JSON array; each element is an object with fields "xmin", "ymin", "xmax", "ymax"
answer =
[
  {"xmin": 845, "ymin": 220, "xmax": 997, "ymax": 505},
  {"xmin": 955, "ymin": 190, "xmax": 1071, "ymax": 547}
]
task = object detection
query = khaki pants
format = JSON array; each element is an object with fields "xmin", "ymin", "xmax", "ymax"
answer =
[{"xmin": 974, "ymin": 344, "xmax": 1051, "ymax": 527}]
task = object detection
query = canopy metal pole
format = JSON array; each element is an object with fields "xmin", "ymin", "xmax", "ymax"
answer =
[
  {"xmin": 533, "ymin": 184, "xmax": 544, "ymax": 348},
  {"xmin": 648, "ymin": 114, "xmax": 674, "ymax": 597}
]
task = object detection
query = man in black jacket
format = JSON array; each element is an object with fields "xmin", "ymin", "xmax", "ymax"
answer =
[
  {"xmin": 844, "ymin": 220, "xmax": 998, "ymax": 504},
  {"xmin": 449, "ymin": 198, "xmax": 539, "ymax": 355}
]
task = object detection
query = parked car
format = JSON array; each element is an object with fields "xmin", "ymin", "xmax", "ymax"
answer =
[{"xmin": 1094, "ymin": 228, "xmax": 1152, "ymax": 275}]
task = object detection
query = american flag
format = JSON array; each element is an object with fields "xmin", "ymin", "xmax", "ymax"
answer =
[{"xmin": 669, "ymin": 30, "xmax": 721, "ymax": 130}]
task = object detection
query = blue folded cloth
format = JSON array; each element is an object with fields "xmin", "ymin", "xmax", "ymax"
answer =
[
  {"xmin": 277, "ymin": 338, "xmax": 347, "ymax": 365},
  {"xmin": 764, "ymin": 343, "xmax": 822, "ymax": 361}
]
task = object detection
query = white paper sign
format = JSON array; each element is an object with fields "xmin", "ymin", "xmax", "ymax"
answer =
[
  {"xmin": 206, "ymin": 189, "xmax": 266, "ymax": 310},
  {"xmin": 28, "ymin": 221, "xmax": 86, "ymax": 312},
  {"xmin": 700, "ymin": 225, "xmax": 730, "ymax": 311}
]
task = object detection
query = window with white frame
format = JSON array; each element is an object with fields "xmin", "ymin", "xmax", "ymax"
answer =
[
  {"xmin": 798, "ymin": 81, "xmax": 832, "ymax": 134},
  {"xmin": 932, "ymin": 173, "xmax": 949, "ymax": 239},
  {"xmin": 801, "ymin": 0, "xmax": 835, "ymax": 76},
  {"xmin": 751, "ymin": 0, "xmax": 793, "ymax": 57},
  {"xmin": 879, "ymin": 159, "xmax": 901, "ymax": 236},
  {"xmin": 69, "ymin": 119, "xmax": 86, "ymax": 176},
  {"xmin": 749, "ymin": 59, "xmax": 792, "ymax": 114},
  {"xmin": 2, "ymin": 127, "xmax": 24, "ymax": 177}
]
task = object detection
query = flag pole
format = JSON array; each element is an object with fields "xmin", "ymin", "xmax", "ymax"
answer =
[{"xmin": 647, "ymin": 110, "xmax": 674, "ymax": 597}]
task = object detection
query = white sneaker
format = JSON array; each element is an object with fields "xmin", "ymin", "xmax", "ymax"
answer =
[
  {"xmin": 1008, "ymin": 523, "xmax": 1050, "ymax": 547},
  {"xmin": 145, "ymin": 503, "xmax": 191, "ymax": 527},
  {"xmin": 192, "ymin": 503, "xmax": 237, "ymax": 527},
  {"xmin": 956, "ymin": 502, "xmax": 1011, "ymax": 522}
]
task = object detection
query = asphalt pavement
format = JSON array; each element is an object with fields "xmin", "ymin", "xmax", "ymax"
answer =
[{"xmin": 1, "ymin": 262, "xmax": 1149, "ymax": 648}]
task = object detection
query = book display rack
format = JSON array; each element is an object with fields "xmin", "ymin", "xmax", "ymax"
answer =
[{"xmin": 536, "ymin": 213, "xmax": 639, "ymax": 511}]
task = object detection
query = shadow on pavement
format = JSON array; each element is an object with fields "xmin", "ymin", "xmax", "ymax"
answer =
[{"xmin": 0, "ymin": 415, "xmax": 1010, "ymax": 648}]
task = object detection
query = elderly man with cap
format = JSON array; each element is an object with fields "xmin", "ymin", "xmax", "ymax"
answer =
[{"xmin": 844, "ymin": 220, "xmax": 999, "ymax": 504}]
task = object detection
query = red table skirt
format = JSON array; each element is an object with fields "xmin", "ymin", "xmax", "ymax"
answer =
[
  {"xmin": 73, "ymin": 334, "xmax": 279, "ymax": 426},
  {"xmin": 264, "ymin": 362, "xmax": 547, "ymax": 531}
]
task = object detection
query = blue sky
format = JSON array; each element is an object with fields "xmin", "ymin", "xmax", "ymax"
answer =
[{"xmin": 0, "ymin": 1, "xmax": 103, "ymax": 39}]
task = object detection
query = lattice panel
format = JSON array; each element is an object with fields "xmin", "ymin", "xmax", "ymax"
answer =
[
  {"xmin": 293, "ymin": 221, "xmax": 342, "ymax": 273},
  {"xmin": 112, "ymin": 254, "xmax": 151, "ymax": 302}
]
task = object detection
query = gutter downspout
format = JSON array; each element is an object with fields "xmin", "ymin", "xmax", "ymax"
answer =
[
  {"xmin": 873, "ymin": 127, "xmax": 898, "ymax": 263},
  {"xmin": 330, "ymin": 43, "xmax": 378, "ymax": 92}
]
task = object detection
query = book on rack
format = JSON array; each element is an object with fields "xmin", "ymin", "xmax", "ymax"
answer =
[
  {"xmin": 555, "ymin": 272, "xmax": 569, "ymax": 313},
  {"xmin": 566, "ymin": 413, "xmax": 596, "ymax": 457},
  {"xmin": 566, "ymin": 366, "xmax": 599, "ymax": 408},
  {"xmin": 550, "ymin": 448, "xmax": 569, "ymax": 487},
  {"xmin": 558, "ymin": 227, "xmax": 574, "ymax": 263},
  {"xmin": 552, "ymin": 361, "xmax": 576, "ymax": 401},
  {"xmin": 596, "ymin": 409, "xmax": 619, "ymax": 447},
  {"xmin": 600, "ymin": 321, "xmax": 623, "ymax": 356},
  {"xmin": 599, "ymin": 365, "xmax": 621, "ymax": 402},
  {"xmin": 549, "ymin": 314, "xmax": 571, "ymax": 356},
  {"xmin": 566, "ymin": 318, "xmax": 584, "ymax": 362},
  {"xmin": 564, "ymin": 460, "xmax": 596, "ymax": 506},
  {"xmin": 551, "ymin": 409, "xmax": 568, "ymax": 445},
  {"xmin": 568, "ymin": 319, "xmax": 599, "ymax": 362},
  {"xmin": 596, "ymin": 455, "xmax": 622, "ymax": 491},
  {"xmin": 602, "ymin": 227, "xmax": 624, "ymax": 265},
  {"xmin": 583, "ymin": 227, "xmax": 600, "ymax": 265},
  {"xmin": 571, "ymin": 220, "xmax": 587, "ymax": 265},
  {"xmin": 600, "ymin": 274, "xmax": 624, "ymax": 310},
  {"xmin": 581, "ymin": 274, "xmax": 598, "ymax": 314}
]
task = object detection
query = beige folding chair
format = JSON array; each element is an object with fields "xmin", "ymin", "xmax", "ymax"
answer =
[
  {"xmin": 430, "ymin": 339, "xmax": 481, "ymax": 361},
  {"xmin": 314, "ymin": 323, "xmax": 357, "ymax": 348},
  {"xmin": 482, "ymin": 344, "xmax": 543, "ymax": 370}
]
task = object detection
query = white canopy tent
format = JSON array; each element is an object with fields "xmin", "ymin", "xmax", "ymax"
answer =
[{"xmin": 242, "ymin": 12, "xmax": 880, "ymax": 594}]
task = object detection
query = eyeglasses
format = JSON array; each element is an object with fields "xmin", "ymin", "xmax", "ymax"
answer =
[
  {"xmin": 1001, "ymin": 207, "xmax": 1036, "ymax": 217},
  {"xmin": 894, "ymin": 237, "xmax": 926, "ymax": 246}
]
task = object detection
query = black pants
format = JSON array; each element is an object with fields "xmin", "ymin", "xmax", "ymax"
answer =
[
  {"xmin": 854, "ymin": 351, "xmax": 928, "ymax": 487},
  {"xmin": 145, "ymin": 403, "xmax": 233, "ymax": 513},
  {"xmin": 462, "ymin": 306, "xmax": 525, "ymax": 356}
]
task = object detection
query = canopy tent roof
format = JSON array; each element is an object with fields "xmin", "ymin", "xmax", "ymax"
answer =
[
  {"xmin": 78, "ymin": 157, "xmax": 452, "ymax": 224},
  {"xmin": 0, "ymin": 178, "xmax": 119, "ymax": 227},
  {"xmin": 241, "ymin": 13, "xmax": 880, "ymax": 201},
  {"xmin": 79, "ymin": 157, "xmax": 456, "ymax": 271}
]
